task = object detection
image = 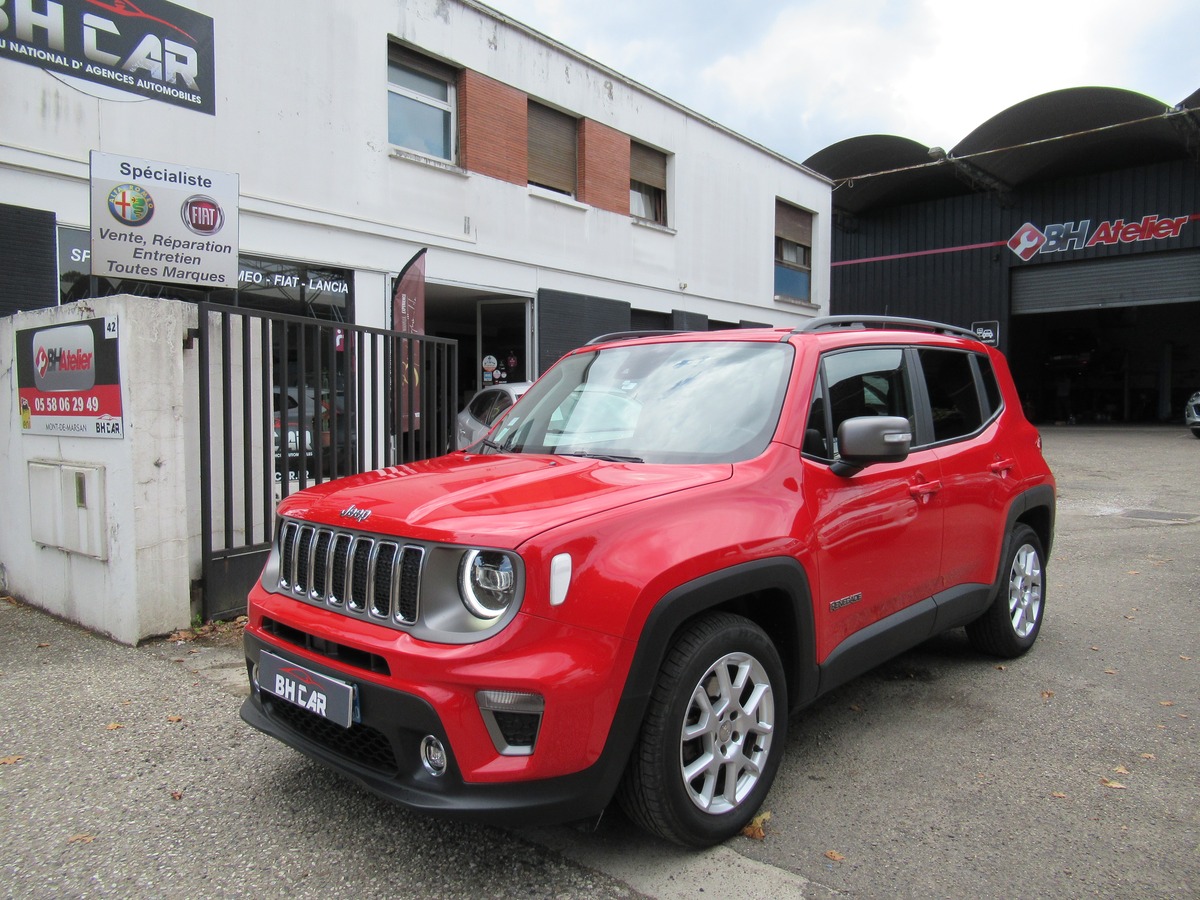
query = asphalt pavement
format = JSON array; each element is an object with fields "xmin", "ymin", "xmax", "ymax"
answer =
[{"xmin": 1, "ymin": 424, "xmax": 1197, "ymax": 899}]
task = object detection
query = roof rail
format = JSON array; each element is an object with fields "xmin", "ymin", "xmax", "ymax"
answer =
[
  {"xmin": 797, "ymin": 316, "xmax": 980, "ymax": 340},
  {"xmin": 585, "ymin": 330, "xmax": 687, "ymax": 345}
]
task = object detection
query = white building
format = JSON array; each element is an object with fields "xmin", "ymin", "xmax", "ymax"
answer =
[{"xmin": 1, "ymin": 0, "xmax": 831, "ymax": 383}]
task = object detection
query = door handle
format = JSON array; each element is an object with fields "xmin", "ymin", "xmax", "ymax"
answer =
[
  {"xmin": 989, "ymin": 458, "xmax": 1016, "ymax": 478},
  {"xmin": 909, "ymin": 480, "xmax": 942, "ymax": 502}
]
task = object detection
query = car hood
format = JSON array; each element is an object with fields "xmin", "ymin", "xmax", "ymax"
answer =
[{"xmin": 276, "ymin": 453, "xmax": 733, "ymax": 548}]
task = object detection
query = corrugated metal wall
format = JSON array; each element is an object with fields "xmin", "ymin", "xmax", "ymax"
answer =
[{"xmin": 830, "ymin": 159, "xmax": 1200, "ymax": 350}]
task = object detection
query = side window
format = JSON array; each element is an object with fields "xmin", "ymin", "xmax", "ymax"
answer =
[
  {"xmin": 630, "ymin": 141, "xmax": 668, "ymax": 226},
  {"xmin": 469, "ymin": 390, "xmax": 498, "ymax": 421},
  {"xmin": 977, "ymin": 355, "xmax": 1004, "ymax": 417},
  {"xmin": 486, "ymin": 394, "xmax": 514, "ymax": 426},
  {"xmin": 917, "ymin": 348, "xmax": 984, "ymax": 443},
  {"xmin": 808, "ymin": 348, "xmax": 912, "ymax": 460},
  {"xmin": 388, "ymin": 45, "xmax": 457, "ymax": 162},
  {"xmin": 774, "ymin": 199, "xmax": 813, "ymax": 305}
]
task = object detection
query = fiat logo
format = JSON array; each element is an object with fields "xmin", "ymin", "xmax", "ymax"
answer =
[{"xmin": 181, "ymin": 195, "xmax": 225, "ymax": 235}]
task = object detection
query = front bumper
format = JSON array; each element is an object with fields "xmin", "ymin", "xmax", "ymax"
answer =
[{"xmin": 239, "ymin": 590, "xmax": 642, "ymax": 824}]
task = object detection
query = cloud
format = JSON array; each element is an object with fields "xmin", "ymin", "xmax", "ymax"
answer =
[{"xmin": 484, "ymin": 0, "xmax": 1197, "ymax": 160}]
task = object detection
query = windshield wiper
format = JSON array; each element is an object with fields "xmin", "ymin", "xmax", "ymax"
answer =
[{"xmin": 557, "ymin": 451, "xmax": 644, "ymax": 463}]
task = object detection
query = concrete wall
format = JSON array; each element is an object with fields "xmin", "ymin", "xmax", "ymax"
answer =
[
  {"xmin": 0, "ymin": 0, "xmax": 830, "ymax": 329},
  {"xmin": 0, "ymin": 296, "xmax": 197, "ymax": 644}
]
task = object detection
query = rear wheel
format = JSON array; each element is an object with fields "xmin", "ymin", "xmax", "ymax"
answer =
[
  {"xmin": 967, "ymin": 523, "xmax": 1045, "ymax": 657},
  {"xmin": 618, "ymin": 613, "xmax": 786, "ymax": 847}
]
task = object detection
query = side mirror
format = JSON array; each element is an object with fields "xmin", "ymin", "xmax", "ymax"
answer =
[{"xmin": 831, "ymin": 416, "xmax": 912, "ymax": 477}]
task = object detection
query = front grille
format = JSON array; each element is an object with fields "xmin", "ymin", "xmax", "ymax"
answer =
[{"xmin": 278, "ymin": 521, "xmax": 423, "ymax": 626}]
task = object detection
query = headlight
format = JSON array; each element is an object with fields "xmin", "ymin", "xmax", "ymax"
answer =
[{"xmin": 459, "ymin": 550, "xmax": 518, "ymax": 619}]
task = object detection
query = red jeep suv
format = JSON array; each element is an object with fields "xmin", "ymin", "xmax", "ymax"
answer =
[{"xmin": 240, "ymin": 317, "xmax": 1056, "ymax": 847}]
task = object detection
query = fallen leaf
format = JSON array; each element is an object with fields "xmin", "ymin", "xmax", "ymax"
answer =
[
  {"xmin": 36, "ymin": 643, "xmax": 51, "ymax": 649},
  {"xmin": 1114, "ymin": 765, "xmax": 1130, "ymax": 775},
  {"xmin": 1041, "ymin": 690, "xmax": 1055, "ymax": 700},
  {"xmin": 1104, "ymin": 669, "xmax": 1117, "ymax": 675},
  {"xmin": 1182, "ymin": 656, "xmax": 1192, "ymax": 661},
  {"xmin": 849, "ymin": 704, "xmax": 863, "ymax": 712},
  {"xmin": 1141, "ymin": 753, "xmax": 1156, "ymax": 760},
  {"xmin": 1159, "ymin": 701, "xmax": 1175, "ymax": 707},
  {"xmin": 67, "ymin": 834, "xmax": 95, "ymax": 844},
  {"xmin": 1127, "ymin": 570, "xmax": 1139, "ymax": 575},
  {"xmin": 825, "ymin": 850, "xmax": 846, "ymax": 862},
  {"xmin": 1100, "ymin": 777, "xmax": 1126, "ymax": 790},
  {"xmin": 995, "ymin": 664, "xmax": 1007, "ymax": 671},
  {"xmin": 1090, "ymin": 646, "xmax": 1100, "ymax": 652},
  {"xmin": 741, "ymin": 810, "xmax": 771, "ymax": 840},
  {"xmin": 0, "ymin": 755, "xmax": 24, "ymax": 765},
  {"xmin": 167, "ymin": 715, "xmax": 183, "ymax": 723},
  {"xmin": 1051, "ymin": 791, "xmax": 1067, "ymax": 799},
  {"xmin": 170, "ymin": 791, "xmax": 184, "ymax": 801},
  {"xmin": 105, "ymin": 723, "xmax": 124, "ymax": 731},
  {"xmin": 1123, "ymin": 615, "xmax": 1135, "ymax": 620}
]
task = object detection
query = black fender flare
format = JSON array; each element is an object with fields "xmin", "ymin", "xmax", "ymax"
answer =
[{"xmin": 585, "ymin": 557, "xmax": 819, "ymax": 807}]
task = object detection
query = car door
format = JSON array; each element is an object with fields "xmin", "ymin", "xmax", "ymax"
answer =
[
  {"xmin": 801, "ymin": 346, "xmax": 944, "ymax": 664},
  {"xmin": 917, "ymin": 347, "xmax": 1016, "ymax": 589}
]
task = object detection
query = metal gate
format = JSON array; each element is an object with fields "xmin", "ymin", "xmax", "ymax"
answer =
[{"xmin": 197, "ymin": 302, "xmax": 457, "ymax": 620}]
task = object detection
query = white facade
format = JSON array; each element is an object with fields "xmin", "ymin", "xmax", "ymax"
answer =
[{"xmin": 1, "ymin": 0, "xmax": 831, "ymax": 353}]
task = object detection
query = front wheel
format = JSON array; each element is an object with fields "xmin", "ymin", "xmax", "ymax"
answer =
[
  {"xmin": 966, "ymin": 523, "xmax": 1046, "ymax": 657},
  {"xmin": 618, "ymin": 613, "xmax": 787, "ymax": 847}
]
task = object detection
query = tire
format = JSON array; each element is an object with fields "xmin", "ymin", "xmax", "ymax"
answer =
[
  {"xmin": 1190, "ymin": 427, "xmax": 1200, "ymax": 439},
  {"xmin": 966, "ymin": 523, "xmax": 1045, "ymax": 658},
  {"xmin": 617, "ymin": 612, "xmax": 787, "ymax": 847}
]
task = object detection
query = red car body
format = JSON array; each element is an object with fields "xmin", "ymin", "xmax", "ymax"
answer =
[{"xmin": 241, "ymin": 320, "xmax": 1055, "ymax": 844}]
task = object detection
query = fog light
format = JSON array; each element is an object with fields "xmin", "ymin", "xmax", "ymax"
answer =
[{"xmin": 420, "ymin": 735, "xmax": 448, "ymax": 776}]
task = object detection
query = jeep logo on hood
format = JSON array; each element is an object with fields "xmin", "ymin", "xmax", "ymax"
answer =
[{"xmin": 339, "ymin": 505, "xmax": 372, "ymax": 523}]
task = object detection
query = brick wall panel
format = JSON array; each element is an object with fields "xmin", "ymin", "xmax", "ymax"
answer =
[{"xmin": 459, "ymin": 70, "xmax": 527, "ymax": 186}]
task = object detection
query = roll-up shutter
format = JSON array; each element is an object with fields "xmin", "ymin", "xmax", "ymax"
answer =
[
  {"xmin": 630, "ymin": 142, "xmax": 666, "ymax": 190},
  {"xmin": 775, "ymin": 200, "xmax": 813, "ymax": 247},
  {"xmin": 1012, "ymin": 250, "xmax": 1200, "ymax": 314},
  {"xmin": 528, "ymin": 102, "xmax": 577, "ymax": 195}
]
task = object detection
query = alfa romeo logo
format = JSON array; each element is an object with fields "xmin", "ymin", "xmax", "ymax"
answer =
[{"xmin": 107, "ymin": 183, "xmax": 155, "ymax": 226}]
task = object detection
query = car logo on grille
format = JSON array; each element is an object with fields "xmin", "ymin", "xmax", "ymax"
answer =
[{"xmin": 339, "ymin": 505, "xmax": 372, "ymax": 523}]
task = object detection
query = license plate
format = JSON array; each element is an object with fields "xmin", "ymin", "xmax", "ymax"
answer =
[{"xmin": 259, "ymin": 650, "xmax": 356, "ymax": 728}]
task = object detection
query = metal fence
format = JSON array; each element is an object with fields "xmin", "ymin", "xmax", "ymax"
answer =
[{"xmin": 196, "ymin": 302, "xmax": 457, "ymax": 620}]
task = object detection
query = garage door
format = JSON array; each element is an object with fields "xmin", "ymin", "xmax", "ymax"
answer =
[{"xmin": 1012, "ymin": 248, "xmax": 1200, "ymax": 314}]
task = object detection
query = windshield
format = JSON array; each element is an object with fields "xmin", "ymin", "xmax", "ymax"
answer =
[{"xmin": 483, "ymin": 340, "xmax": 794, "ymax": 464}]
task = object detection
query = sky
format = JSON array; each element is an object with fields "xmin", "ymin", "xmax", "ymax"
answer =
[{"xmin": 481, "ymin": 0, "xmax": 1197, "ymax": 164}]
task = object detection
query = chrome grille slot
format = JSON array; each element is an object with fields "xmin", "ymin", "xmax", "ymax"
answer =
[
  {"xmin": 397, "ymin": 547, "xmax": 422, "ymax": 623},
  {"xmin": 330, "ymin": 533, "xmax": 351, "ymax": 605},
  {"xmin": 275, "ymin": 521, "xmax": 423, "ymax": 628},
  {"xmin": 371, "ymin": 542, "xmax": 398, "ymax": 619},
  {"xmin": 349, "ymin": 538, "xmax": 372, "ymax": 611},
  {"xmin": 311, "ymin": 529, "xmax": 333, "ymax": 599},
  {"xmin": 294, "ymin": 525, "xmax": 315, "ymax": 595}
]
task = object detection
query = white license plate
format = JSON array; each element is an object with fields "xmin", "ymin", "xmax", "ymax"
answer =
[{"xmin": 259, "ymin": 650, "xmax": 356, "ymax": 728}]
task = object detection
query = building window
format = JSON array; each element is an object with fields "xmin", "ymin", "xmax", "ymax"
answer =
[
  {"xmin": 774, "ymin": 199, "xmax": 813, "ymax": 303},
  {"xmin": 528, "ymin": 101, "xmax": 577, "ymax": 195},
  {"xmin": 630, "ymin": 141, "xmax": 667, "ymax": 225},
  {"xmin": 388, "ymin": 45, "xmax": 456, "ymax": 162}
]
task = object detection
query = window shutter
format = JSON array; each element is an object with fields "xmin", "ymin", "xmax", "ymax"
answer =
[
  {"xmin": 528, "ymin": 102, "xmax": 577, "ymax": 194},
  {"xmin": 388, "ymin": 43, "xmax": 456, "ymax": 86},
  {"xmin": 630, "ymin": 142, "xmax": 666, "ymax": 190},
  {"xmin": 775, "ymin": 200, "xmax": 813, "ymax": 247}
]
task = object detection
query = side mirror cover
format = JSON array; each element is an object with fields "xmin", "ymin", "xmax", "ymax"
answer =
[{"xmin": 831, "ymin": 416, "xmax": 913, "ymax": 476}]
